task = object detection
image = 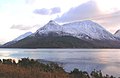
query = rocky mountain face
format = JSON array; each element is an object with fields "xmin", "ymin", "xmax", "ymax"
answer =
[{"xmin": 2, "ymin": 20, "xmax": 120, "ymax": 48}]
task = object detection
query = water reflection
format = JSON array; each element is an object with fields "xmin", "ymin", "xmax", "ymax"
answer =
[{"xmin": 0, "ymin": 49, "xmax": 120, "ymax": 77}]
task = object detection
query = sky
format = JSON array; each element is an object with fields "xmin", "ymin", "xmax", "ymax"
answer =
[{"xmin": 0, "ymin": 0, "xmax": 120, "ymax": 44}]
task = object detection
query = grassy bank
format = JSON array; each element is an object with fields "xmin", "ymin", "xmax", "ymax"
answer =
[{"xmin": 0, "ymin": 58, "xmax": 119, "ymax": 78}]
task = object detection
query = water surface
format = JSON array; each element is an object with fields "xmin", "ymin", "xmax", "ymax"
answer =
[{"xmin": 0, "ymin": 49, "xmax": 120, "ymax": 77}]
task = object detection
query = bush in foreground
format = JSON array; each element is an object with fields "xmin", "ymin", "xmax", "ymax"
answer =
[{"xmin": 0, "ymin": 58, "xmax": 119, "ymax": 78}]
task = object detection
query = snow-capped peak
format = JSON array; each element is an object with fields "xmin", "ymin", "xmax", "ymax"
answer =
[
  {"xmin": 62, "ymin": 20, "xmax": 116, "ymax": 40},
  {"xmin": 48, "ymin": 20, "xmax": 57, "ymax": 25},
  {"xmin": 114, "ymin": 29, "xmax": 120, "ymax": 38},
  {"xmin": 13, "ymin": 32, "xmax": 32, "ymax": 41},
  {"xmin": 35, "ymin": 20, "xmax": 63, "ymax": 34},
  {"xmin": 33, "ymin": 20, "xmax": 116, "ymax": 40}
]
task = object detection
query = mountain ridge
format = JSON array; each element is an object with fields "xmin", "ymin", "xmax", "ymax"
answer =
[
  {"xmin": 33, "ymin": 20, "xmax": 116, "ymax": 40},
  {"xmin": 13, "ymin": 32, "xmax": 32, "ymax": 41},
  {"xmin": 1, "ymin": 20, "xmax": 120, "ymax": 48}
]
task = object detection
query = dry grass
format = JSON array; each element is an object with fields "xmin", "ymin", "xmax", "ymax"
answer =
[
  {"xmin": 0, "ymin": 58, "xmax": 118, "ymax": 78},
  {"xmin": 0, "ymin": 64, "xmax": 69, "ymax": 78}
]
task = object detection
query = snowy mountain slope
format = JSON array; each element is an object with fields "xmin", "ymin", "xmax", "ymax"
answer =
[
  {"xmin": 114, "ymin": 29, "xmax": 120, "ymax": 38},
  {"xmin": 13, "ymin": 32, "xmax": 32, "ymax": 41},
  {"xmin": 31, "ymin": 20, "xmax": 73, "ymax": 37},
  {"xmin": 62, "ymin": 20, "xmax": 116, "ymax": 40},
  {"xmin": 2, "ymin": 20, "xmax": 120, "ymax": 48},
  {"xmin": 2, "ymin": 32, "xmax": 32, "ymax": 47},
  {"xmin": 33, "ymin": 20, "xmax": 116, "ymax": 40},
  {"xmin": 35, "ymin": 20, "xmax": 63, "ymax": 34}
]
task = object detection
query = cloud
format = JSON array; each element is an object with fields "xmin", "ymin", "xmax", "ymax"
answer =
[
  {"xmin": 53, "ymin": 0, "xmax": 120, "ymax": 33},
  {"xmin": 33, "ymin": 7, "xmax": 61, "ymax": 15},
  {"xmin": 55, "ymin": 0, "xmax": 100, "ymax": 22},
  {"xmin": 92, "ymin": 11, "xmax": 120, "ymax": 32},
  {"xmin": 10, "ymin": 24, "xmax": 38, "ymax": 30},
  {"xmin": 51, "ymin": 7, "xmax": 61, "ymax": 14},
  {"xmin": 33, "ymin": 8, "xmax": 50, "ymax": 15},
  {"xmin": 93, "ymin": 11, "xmax": 120, "ymax": 25}
]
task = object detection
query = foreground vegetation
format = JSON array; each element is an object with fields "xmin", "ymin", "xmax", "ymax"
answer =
[{"xmin": 0, "ymin": 58, "xmax": 119, "ymax": 78}]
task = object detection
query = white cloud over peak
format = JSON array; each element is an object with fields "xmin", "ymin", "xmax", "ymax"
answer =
[
  {"xmin": 55, "ymin": 1, "xmax": 100, "ymax": 22},
  {"xmin": 33, "ymin": 7, "xmax": 61, "ymax": 15}
]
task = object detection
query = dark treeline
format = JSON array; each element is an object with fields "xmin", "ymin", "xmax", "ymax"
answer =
[{"xmin": 0, "ymin": 58, "xmax": 119, "ymax": 78}]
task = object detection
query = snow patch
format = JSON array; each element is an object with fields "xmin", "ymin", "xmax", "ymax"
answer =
[
  {"xmin": 34, "ymin": 20, "xmax": 116, "ymax": 40},
  {"xmin": 13, "ymin": 32, "xmax": 32, "ymax": 41}
]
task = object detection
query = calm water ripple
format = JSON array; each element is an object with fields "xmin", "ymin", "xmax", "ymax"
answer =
[{"xmin": 0, "ymin": 48, "xmax": 120, "ymax": 77}]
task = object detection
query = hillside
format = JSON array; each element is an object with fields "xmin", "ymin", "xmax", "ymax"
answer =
[{"xmin": 3, "ymin": 35, "xmax": 95, "ymax": 48}]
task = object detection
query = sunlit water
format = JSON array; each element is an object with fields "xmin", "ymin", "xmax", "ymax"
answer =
[{"xmin": 0, "ymin": 49, "xmax": 120, "ymax": 77}]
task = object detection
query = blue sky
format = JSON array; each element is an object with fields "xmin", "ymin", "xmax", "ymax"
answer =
[{"xmin": 0, "ymin": 0, "xmax": 120, "ymax": 44}]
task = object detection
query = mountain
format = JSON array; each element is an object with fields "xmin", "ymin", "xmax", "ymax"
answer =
[
  {"xmin": 2, "ymin": 20, "xmax": 120, "ymax": 48},
  {"xmin": 2, "ymin": 32, "xmax": 32, "ymax": 47},
  {"xmin": 35, "ymin": 20, "xmax": 63, "ymax": 34},
  {"xmin": 13, "ymin": 32, "xmax": 32, "ymax": 41},
  {"xmin": 3, "ymin": 35, "xmax": 95, "ymax": 48},
  {"xmin": 33, "ymin": 20, "xmax": 116, "ymax": 40},
  {"xmin": 32, "ymin": 20, "xmax": 71, "ymax": 37},
  {"xmin": 62, "ymin": 20, "xmax": 116, "ymax": 40},
  {"xmin": 114, "ymin": 29, "xmax": 120, "ymax": 38}
]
